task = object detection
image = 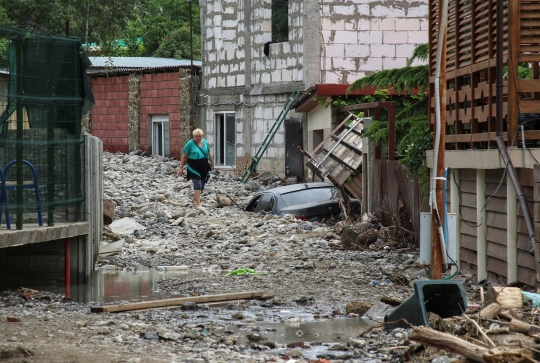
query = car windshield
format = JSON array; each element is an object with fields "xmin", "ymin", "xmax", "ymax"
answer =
[{"xmin": 280, "ymin": 187, "xmax": 342, "ymax": 207}]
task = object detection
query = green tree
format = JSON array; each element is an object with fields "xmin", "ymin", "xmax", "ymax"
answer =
[
  {"xmin": 154, "ymin": 26, "xmax": 200, "ymax": 59},
  {"xmin": 0, "ymin": 0, "xmax": 201, "ymax": 59},
  {"xmin": 348, "ymin": 44, "xmax": 431, "ymax": 183}
]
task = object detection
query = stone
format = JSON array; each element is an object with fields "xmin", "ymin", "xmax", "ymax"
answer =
[
  {"xmin": 216, "ymin": 195, "xmax": 235, "ymax": 207},
  {"xmin": 341, "ymin": 227, "xmax": 377, "ymax": 250},
  {"xmin": 345, "ymin": 301, "xmax": 373, "ymax": 315},
  {"xmin": 232, "ymin": 312, "xmax": 244, "ymax": 320},
  {"xmin": 109, "ymin": 217, "xmax": 147, "ymax": 235},
  {"xmin": 143, "ymin": 332, "xmax": 159, "ymax": 340},
  {"xmin": 103, "ymin": 199, "xmax": 116, "ymax": 225},
  {"xmin": 328, "ymin": 344, "xmax": 349, "ymax": 351},
  {"xmin": 99, "ymin": 240, "xmax": 124, "ymax": 255},
  {"xmin": 180, "ymin": 302, "xmax": 199, "ymax": 311},
  {"xmin": 288, "ymin": 349, "xmax": 303, "ymax": 358}
]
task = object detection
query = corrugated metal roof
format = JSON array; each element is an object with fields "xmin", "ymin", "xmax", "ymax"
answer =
[{"xmin": 88, "ymin": 57, "xmax": 201, "ymax": 69}]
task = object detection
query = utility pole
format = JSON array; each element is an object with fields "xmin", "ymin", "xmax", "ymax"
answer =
[
  {"xmin": 188, "ymin": 0, "xmax": 195, "ymax": 131},
  {"xmin": 431, "ymin": 0, "xmax": 449, "ymax": 279}
]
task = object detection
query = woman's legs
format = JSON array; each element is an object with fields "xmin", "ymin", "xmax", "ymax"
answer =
[
  {"xmin": 192, "ymin": 179, "xmax": 204, "ymax": 207},
  {"xmin": 193, "ymin": 189, "xmax": 202, "ymax": 207}
]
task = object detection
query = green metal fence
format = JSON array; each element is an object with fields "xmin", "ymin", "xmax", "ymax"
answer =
[{"xmin": 0, "ymin": 27, "xmax": 94, "ymax": 229}]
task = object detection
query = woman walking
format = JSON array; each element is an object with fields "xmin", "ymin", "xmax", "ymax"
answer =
[{"xmin": 178, "ymin": 128, "xmax": 214, "ymax": 207}]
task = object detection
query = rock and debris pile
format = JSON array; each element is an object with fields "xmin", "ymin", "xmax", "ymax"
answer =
[
  {"xmin": 2, "ymin": 151, "xmax": 539, "ymax": 362},
  {"xmin": 334, "ymin": 214, "xmax": 416, "ymax": 251}
]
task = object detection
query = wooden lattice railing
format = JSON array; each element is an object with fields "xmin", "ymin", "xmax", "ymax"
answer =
[{"xmin": 429, "ymin": 0, "xmax": 540, "ymax": 149}]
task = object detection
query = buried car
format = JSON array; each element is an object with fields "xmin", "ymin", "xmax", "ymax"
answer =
[{"xmin": 244, "ymin": 182, "xmax": 360, "ymax": 222}]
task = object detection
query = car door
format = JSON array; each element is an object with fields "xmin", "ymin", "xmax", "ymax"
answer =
[{"xmin": 255, "ymin": 193, "xmax": 275, "ymax": 213}]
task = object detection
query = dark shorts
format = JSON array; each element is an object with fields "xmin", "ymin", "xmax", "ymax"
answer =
[{"xmin": 192, "ymin": 178, "xmax": 205, "ymax": 191}]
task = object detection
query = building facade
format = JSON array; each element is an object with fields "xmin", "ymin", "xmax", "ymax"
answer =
[
  {"xmin": 87, "ymin": 57, "xmax": 201, "ymax": 160},
  {"xmin": 199, "ymin": 0, "xmax": 428, "ymax": 177}
]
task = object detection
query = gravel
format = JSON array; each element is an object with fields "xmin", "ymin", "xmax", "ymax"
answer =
[{"xmin": 0, "ymin": 151, "xmax": 477, "ymax": 363}]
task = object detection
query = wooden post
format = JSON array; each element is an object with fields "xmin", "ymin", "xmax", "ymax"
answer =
[
  {"xmin": 431, "ymin": 0, "xmax": 448, "ymax": 279},
  {"xmin": 507, "ymin": 0, "xmax": 519, "ymax": 146}
]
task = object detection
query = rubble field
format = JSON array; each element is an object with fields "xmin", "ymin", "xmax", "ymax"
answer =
[{"xmin": 0, "ymin": 151, "xmax": 538, "ymax": 363}]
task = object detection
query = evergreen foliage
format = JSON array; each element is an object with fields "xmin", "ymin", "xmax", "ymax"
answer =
[{"xmin": 346, "ymin": 44, "xmax": 431, "ymax": 185}]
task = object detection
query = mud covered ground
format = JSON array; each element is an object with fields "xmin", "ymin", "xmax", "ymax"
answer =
[{"xmin": 0, "ymin": 152, "xmax": 481, "ymax": 363}]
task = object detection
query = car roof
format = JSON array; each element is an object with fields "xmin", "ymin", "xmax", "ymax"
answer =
[{"xmin": 263, "ymin": 182, "xmax": 336, "ymax": 195}]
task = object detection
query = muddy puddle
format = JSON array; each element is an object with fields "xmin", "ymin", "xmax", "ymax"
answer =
[
  {"xmin": 216, "ymin": 318, "xmax": 377, "ymax": 343},
  {"xmin": 212, "ymin": 318, "xmax": 378, "ymax": 360},
  {"xmin": 50, "ymin": 267, "xmax": 197, "ymax": 304}
]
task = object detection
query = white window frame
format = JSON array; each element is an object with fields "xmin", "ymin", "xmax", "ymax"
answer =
[
  {"xmin": 214, "ymin": 112, "xmax": 236, "ymax": 168},
  {"xmin": 151, "ymin": 115, "xmax": 169, "ymax": 157}
]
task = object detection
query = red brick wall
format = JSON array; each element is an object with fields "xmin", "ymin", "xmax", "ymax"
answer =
[
  {"xmin": 90, "ymin": 71, "xmax": 182, "ymax": 159},
  {"xmin": 140, "ymin": 72, "xmax": 181, "ymax": 159},
  {"xmin": 90, "ymin": 75, "xmax": 130, "ymax": 154}
]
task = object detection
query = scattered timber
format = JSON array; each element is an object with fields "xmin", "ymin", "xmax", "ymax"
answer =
[
  {"xmin": 487, "ymin": 287, "xmax": 523, "ymax": 308},
  {"xmin": 409, "ymin": 326, "xmax": 489, "ymax": 362},
  {"xmin": 91, "ymin": 291, "xmax": 265, "ymax": 313},
  {"xmin": 509, "ymin": 318, "xmax": 540, "ymax": 335},
  {"xmin": 479, "ymin": 303, "xmax": 502, "ymax": 319},
  {"xmin": 380, "ymin": 296, "xmax": 403, "ymax": 307}
]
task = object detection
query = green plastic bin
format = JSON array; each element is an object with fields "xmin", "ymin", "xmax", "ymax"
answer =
[{"xmin": 384, "ymin": 280, "xmax": 467, "ymax": 330}]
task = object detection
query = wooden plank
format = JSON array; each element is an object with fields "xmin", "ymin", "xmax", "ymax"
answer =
[
  {"xmin": 461, "ymin": 193, "xmax": 477, "ymax": 208},
  {"xmin": 461, "ymin": 205, "xmax": 477, "ymax": 221},
  {"xmin": 461, "ymin": 247, "xmax": 478, "ymax": 263},
  {"xmin": 91, "ymin": 291, "xmax": 265, "ymax": 313},
  {"xmin": 516, "ymin": 99, "xmax": 540, "ymax": 114},
  {"xmin": 486, "ymin": 240, "xmax": 508, "ymax": 259},
  {"xmin": 486, "ymin": 211, "xmax": 508, "ymax": 229},
  {"xmin": 518, "ymin": 79, "xmax": 540, "ymax": 93},
  {"xmin": 486, "ymin": 287, "xmax": 523, "ymax": 308},
  {"xmin": 460, "ymin": 168, "xmax": 477, "ymax": 181},
  {"xmin": 487, "ymin": 257, "xmax": 508, "ymax": 278},
  {"xmin": 517, "ymin": 266, "xmax": 536, "ymax": 286},
  {"xmin": 486, "ymin": 226, "xmax": 508, "ymax": 246},
  {"xmin": 484, "ymin": 197, "xmax": 507, "ymax": 213},
  {"xmin": 517, "ymin": 249, "xmax": 535, "ymax": 269},
  {"xmin": 519, "ymin": 54, "xmax": 540, "ymax": 62},
  {"xmin": 460, "ymin": 179, "xmax": 477, "ymax": 193},
  {"xmin": 461, "ymin": 221, "xmax": 478, "ymax": 238},
  {"xmin": 518, "ymin": 168, "xmax": 534, "ymax": 187}
]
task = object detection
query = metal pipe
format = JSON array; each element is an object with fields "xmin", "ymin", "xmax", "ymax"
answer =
[
  {"xmin": 496, "ymin": 138, "xmax": 535, "ymax": 252},
  {"xmin": 189, "ymin": 0, "xmax": 195, "ymax": 130},
  {"xmin": 65, "ymin": 237, "xmax": 71, "ymax": 298},
  {"xmin": 495, "ymin": 0, "xmax": 535, "ymax": 253}
]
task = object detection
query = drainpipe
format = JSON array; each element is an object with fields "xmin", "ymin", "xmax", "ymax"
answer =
[{"xmin": 495, "ymin": 0, "xmax": 535, "ymax": 253}]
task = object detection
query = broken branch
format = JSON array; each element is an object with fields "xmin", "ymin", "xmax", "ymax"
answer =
[{"xmin": 409, "ymin": 326, "xmax": 489, "ymax": 362}]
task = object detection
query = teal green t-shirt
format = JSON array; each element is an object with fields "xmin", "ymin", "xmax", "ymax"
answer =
[{"xmin": 183, "ymin": 139, "xmax": 210, "ymax": 177}]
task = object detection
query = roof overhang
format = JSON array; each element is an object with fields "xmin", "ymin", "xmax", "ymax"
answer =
[{"xmin": 294, "ymin": 84, "xmax": 420, "ymax": 113}]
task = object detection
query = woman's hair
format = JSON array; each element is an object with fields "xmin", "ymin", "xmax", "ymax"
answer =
[{"xmin": 193, "ymin": 128, "xmax": 204, "ymax": 137}]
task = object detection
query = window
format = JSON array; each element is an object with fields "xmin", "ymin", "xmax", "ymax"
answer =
[
  {"xmin": 281, "ymin": 187, "xmax": 342, "ymax": 207},
  {"xmin": 214, "ymin": 112, "xmax": 236, "ymax": 167},
  {"xmin": 257, "ymin": 193, "xmax": 275, "ymax": 213},
  {"xmin": 151, "ymin": 115, "xmax": 169, "ymax": 157},
  {"xmin": 272, "ymin": 0, "xmax": 289, "ymax": 43}
]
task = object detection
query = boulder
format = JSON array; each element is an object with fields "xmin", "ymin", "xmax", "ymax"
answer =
[
  {"xmin": 341, "ymin": 226, "xmax": 377, "ymax": 249},
  {"xmin": 103, "ymin": 199, "xmax": 116, "ymax": 225},
  {"xmin": 345, "ymin": 301, "xmax": 372, "ymax": 315},
  {"xmin": 216, "ymin": 194, "xmax": 235, "ymax": 207}
]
